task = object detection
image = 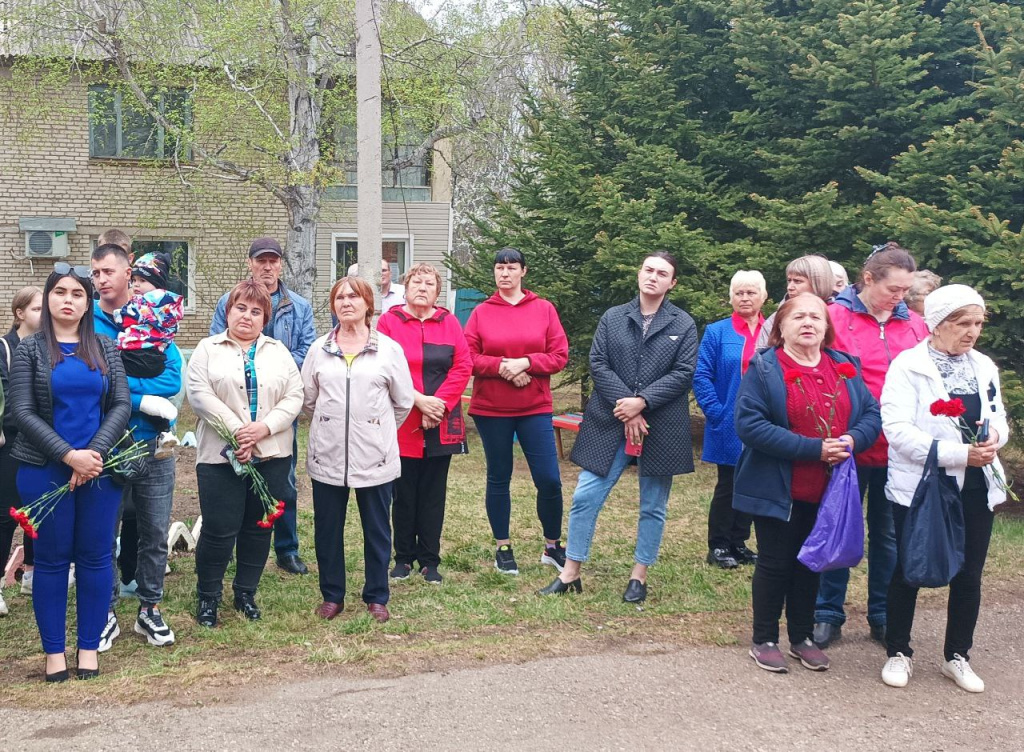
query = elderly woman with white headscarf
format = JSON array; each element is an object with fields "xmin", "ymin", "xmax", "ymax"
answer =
[
  {"xmin": 693, "ymin": 270, "xmax": 767, "ymax": 569},
  {"xmin": 879, "ymin": 284, "xmax": 1009, "ymax": 694}
]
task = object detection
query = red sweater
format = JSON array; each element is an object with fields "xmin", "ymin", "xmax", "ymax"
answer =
[
  {"xmin": 376, "ymin": 306, "xmax": 473, "ymax": 458},
  {"xmin": 464, "ymin": 290, "xmax": 569, "ymax": 417},
  {"xmin": 777, "ymin": 350, "xmax": 853, "ymax": 504}
]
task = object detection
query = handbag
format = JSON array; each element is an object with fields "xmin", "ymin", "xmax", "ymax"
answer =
[
  {"xmin": 108, "ymin": 438, "xmax": 153, "ymax": 486},
  {"xmin": 797, "ymin": 455, "xmax": 864, "ymax": 572},
  {"xmin": 899, "ymin": 440, "xmax": 965, "ymax": 588}
]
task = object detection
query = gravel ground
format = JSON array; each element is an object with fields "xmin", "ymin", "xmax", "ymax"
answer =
[{"xmin": 2, "ymin": 598, "xmax": 1022, "ymax": 751}]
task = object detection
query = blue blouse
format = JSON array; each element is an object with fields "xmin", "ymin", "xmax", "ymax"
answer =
[{"xmin": 52, "ymin": 342, "xmax": 105, "ymax": 449}]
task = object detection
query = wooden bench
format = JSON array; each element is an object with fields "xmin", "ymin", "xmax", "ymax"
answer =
[{"xmin": 552, "ymin": 412, "xmax": 584, "ymax": 459}]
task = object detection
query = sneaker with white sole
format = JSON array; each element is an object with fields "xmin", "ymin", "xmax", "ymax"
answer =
[
  {"xmin": 942, "ymin": 654, "xmax": 984, "ymax": 693},
  {"xmin": 882, "ymin": 653, "xmax": 913, "ymax": 687},
  {"xmin": 495, "ymin": 545, "xmax": 519, "ymax": 575},
  {"xmin": 68, "ymin": 563, "xmax": 76, "ymax": 588},
  {"xmin": 540, "ymin": 543, "xmax": 566, "ymax": 572},
  {"xmin": 135, "ymin": 605, "xmax": 175, "ymax": 646},
  {"xmin": 98, "ymin": 612, "xmax": 120, "ymax": 653},
  {"xmin": 0, "ymin": 590, "xmax": 8, "ymax": 616},
  {"xmin": 749, "ymin": 642, "xmax": 789, "ymax": 673},
  {"xmin": 788, "ymin": 638, "xmax": 830, "ymax": 671},
  {"xmin": 154, "ymin": 432, "xmax": 180, "ymax": 459},
  {"xmin": 20, "ymin": 569, "xmax": 33, "ymax": 595}
]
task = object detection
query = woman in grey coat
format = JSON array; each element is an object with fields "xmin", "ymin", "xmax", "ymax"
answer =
[{"xmin": 539, "ymin": 252, "xmax": 698, "ymax": 602}]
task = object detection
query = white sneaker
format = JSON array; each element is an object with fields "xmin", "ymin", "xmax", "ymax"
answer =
[
  {"xmin": 68, "ymin": 563, "xmax": 76, "ymax": 588},
  {"xmin": 942, "ymin": 654, "xmax": 985, "ymax": 693},
  {"xmin": 0, "ymin": 590, "xmax": 8, "ymax": 616},
  {"xmin": 20, "ymin": 569, "xmax": 33, "ymax": 595},
  {"xmin": 154, "ymin": 432, "xmax": 180, "ymax": 459},
  {"xmin": 134, "ymin": 605, "xmax": 175, "ymax": 646},
  {"xmin": 98, "ymin": 612, "xmax": 120, "ymax": 653},
  {"xmin": 882, "ymin": 653, "xmax": 913, "ymax": 688}
]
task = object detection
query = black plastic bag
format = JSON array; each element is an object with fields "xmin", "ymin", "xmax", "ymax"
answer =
[{"xmin": 900, "ymin": 440, "xmax": 965, "ymax": 588}]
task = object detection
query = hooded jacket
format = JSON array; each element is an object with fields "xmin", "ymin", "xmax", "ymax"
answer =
[
  {"xmin": 376, "ymin": 306, "xmax": 473, "ymax": 458},
  {"xmin": 828, "ymin": 285, "xmax": 928, "ymax": 466},
  {"xmin": 733, "ymin": 347, "xmax": 881, "ymax": 521},
  {"xmin": 464, "ymin": 290, "xmax": 569, "ymax": 417},
  {"xmin": 881, "ymin": 340, "xmax": 1009, "ymax": 510}
]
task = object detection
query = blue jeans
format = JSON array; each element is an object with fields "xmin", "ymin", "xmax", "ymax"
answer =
[
  {"xmin": 815, "ymin": 465, "xmax": 896, "ymax": 627},
  {"xmin": 472, "ymin": 414, "xmax": 563, "ymax": 541},
  {"xmin": 273, "ymin": 428, "xmax": 301, "ymax": 557},
  {"xmin": 110, "ymin": 453, "xmax": 176, "ymax": 610},
  {"xmin": 565, "ymin": 441, "xmax": 674, "ymax": 566},
  {"xmin": 18, "ymin": 463, "xmax": 121, "ymax": 654}
]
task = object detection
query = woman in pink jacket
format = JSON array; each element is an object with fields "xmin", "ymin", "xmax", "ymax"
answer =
[{"xmin": 813, "ymin": 243, "xmax": 929, "ymax": 649}]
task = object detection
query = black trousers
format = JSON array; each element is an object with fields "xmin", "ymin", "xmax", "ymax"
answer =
[
  {"xmin": 393, "ymin": 455, "xmax": 452, "ymax": 569},
  {"xmin": 707, "ymin": 464, "xmax": 752, "ymax": 550},
  {"xmin": 312, "ymin": 479, "xmax": 392, "ymax": 606},
  {"xmin": 751, "ymin": 501, "xmax": 820, "ymax": 645},
  {"xmin": 0, "ymin": 444, "xmax": 34, "ymax": 568},
  {"xmin": 194, "ymin": 458, "xmax": 291, "ymax": 601},
  {"xmin": 886, "ymin": 489, "xmax": 994, "ymax": 661}
]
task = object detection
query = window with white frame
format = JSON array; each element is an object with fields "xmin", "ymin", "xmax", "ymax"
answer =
[
  {"xmin": 131, "ymin": 239, "xmax": 193, "ymax": 308},
  {"xmin": 334, "ymin": 237, "xmax": 409, "ymax": 282}
]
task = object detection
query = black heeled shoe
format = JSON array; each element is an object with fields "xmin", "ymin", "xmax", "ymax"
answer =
[
  {"xmin": 44, "ymin": 655, "xmax": 69, "ymax": 683},
  {"xmin": 622, "ymin": 578, "xmax": 647, "ymax": 603},
  {"xmin": 75, "ymin": 650, "xmax": 99, "ymax": 680},
  {"xmin": 537, "ymin": 576, "xmax": 582, "ymax": 596}
]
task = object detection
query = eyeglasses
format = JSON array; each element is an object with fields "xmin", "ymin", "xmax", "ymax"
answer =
[{"xmin": 53, "ymin": 262, "xmax": 93, "ymax": 281}]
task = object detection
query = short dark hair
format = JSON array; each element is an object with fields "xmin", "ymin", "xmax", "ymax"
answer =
[
  {"xmin": 224, "ymin": 280, "xmax": 273, "ymax": 332},
  {"xmin": 92, "ymin": 242, "xmax": 131, "ymax": 266},
  {"xmin": 860, "ymin": 242, "xmax": 916, "ymax": 286},
  {"xmin": 642, "ymin": 251, "xmax": 678, "ymax": 279},
  {"xmin": 767, "ymin": 292, "xmax": 836, "ymax": 349},
  {"xmin": 494, "ymin": 247, "xmax": 526, "ymax": 267}
]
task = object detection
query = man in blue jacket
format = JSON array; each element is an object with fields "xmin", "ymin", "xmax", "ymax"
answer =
[
  {"xmin": 209, "ymin": 237, "xmax": 316, "ymax": 574},
  {"xmin": 92, "ymin": 239, "xmax": 182, "ymax": 650}
]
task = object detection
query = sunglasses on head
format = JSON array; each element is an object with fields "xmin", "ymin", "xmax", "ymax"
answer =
[{"xmin": 53, "ymin": 262, "xmax": 93, "ymax": 281}]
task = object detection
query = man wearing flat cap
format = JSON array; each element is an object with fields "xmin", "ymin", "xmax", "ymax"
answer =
[{"xmin": 210, "ymin": 237, "xmax": 317, "ymax": 575}]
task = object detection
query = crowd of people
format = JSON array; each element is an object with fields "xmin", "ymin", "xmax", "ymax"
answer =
[{"xmin": 0, "ymin": 235, "xmax": 1012, "ymax": 696}]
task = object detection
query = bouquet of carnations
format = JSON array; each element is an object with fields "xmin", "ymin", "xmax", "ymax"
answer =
[
  {"xmin": 8, "ymin": 431, "xmax": 150, "ymax": 538},
  {"xmin": 930, "ymin": 398, "xmax": 1019, "ymax": 502},
  {"xmin": 783, "ymin": 361, "xmax": 858, "ymax": 441},
  {"xmin": 206, "ymin": 417, "xmax": 286, "ymax": 528}
]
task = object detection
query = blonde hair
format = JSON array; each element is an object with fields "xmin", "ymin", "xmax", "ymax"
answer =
[
  {"xmin": 10, "ymin": 285, "xmax": 43, "ymax": 332},
  {"xmin": 787, "ymin": 255, "xmax": 835, "ymax": 301},
  {"xmin": 97, "ymin": 228, "xmax": 132, "ymax": 254},
  {"xmin": 905, "ymin": 270, "xmax": 942, "ymax": 313},
  {"xmin": 403, "ymin": 263, "xmax": 443, "ymax": 291},
  {"xmin": 729, "ymin": 270, "xmax": 767, "ymax": 299}
]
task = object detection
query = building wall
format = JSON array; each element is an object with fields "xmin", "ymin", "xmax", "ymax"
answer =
[{"xmin": 0, "ymin": 75, "xmax": 452, "ymax": 347}]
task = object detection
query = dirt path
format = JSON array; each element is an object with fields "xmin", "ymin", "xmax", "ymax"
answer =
[{"xmin": 2, "ymin": 597, "xmax": 1022, "ymax": 750}]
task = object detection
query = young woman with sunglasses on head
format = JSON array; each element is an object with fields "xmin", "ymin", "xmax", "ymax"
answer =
[{"xmin": 8, "ymin": 263, "xmax": 131, "ymax": 681}]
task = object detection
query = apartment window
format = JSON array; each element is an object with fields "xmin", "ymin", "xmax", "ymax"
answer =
[
  {"xmin": 89, "ymin": 85, "xmax": 192, "ymax": 160},
  {"xmin": 328, "ymin": 124, "xmax": 428, "ymax": 188},
  {"xmin": 131, "ymin": 239, "xmax": 192, "ymax": 308},
  {"xmin": 335, "ymin": 238, "xmax": 409, "ymax": 281}
]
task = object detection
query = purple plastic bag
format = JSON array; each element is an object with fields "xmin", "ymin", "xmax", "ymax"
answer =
[{"xmin": 798, "ymin": 455, "xmax": 864, "ymax": 573}]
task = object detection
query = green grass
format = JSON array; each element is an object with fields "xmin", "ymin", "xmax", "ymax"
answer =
[{"xmin": 2, "ymin": 396, "xmax": 1022, "ymax": 704}]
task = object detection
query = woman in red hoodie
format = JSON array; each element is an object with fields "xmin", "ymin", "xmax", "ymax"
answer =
[
  {"xmin": 376, "ymin": 264, "xmax": 472, "ymax": 585},
  {"xmin": 813, "ymin": 243, "xmax": 929, "ymax": 649},
  {"xmin": 464, "ymin": 248, "xmax": 569, "ymax": 576}
]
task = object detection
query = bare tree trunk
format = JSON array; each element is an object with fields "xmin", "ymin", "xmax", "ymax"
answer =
[
  {"xmin": 283, "ymin": 184, "xmax": 321, "ymax": 301},
  {"xmin": 356, "ymin": 0, "xmax": 383, "ymax": 314}
]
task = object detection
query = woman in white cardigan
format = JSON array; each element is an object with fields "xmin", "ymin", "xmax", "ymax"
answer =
[
  {"xmin": 187, "ymin": 280, "xmax": 303, "ymax": 628},
  {"xmin": 879, "ymin": 285, "xmax": 1009, "ymax": 693}
]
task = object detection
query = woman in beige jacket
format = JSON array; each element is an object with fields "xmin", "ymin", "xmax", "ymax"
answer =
[
  {"xmin": 186, "ymin": 280, "xmax": 303, "ymax": 628},
  {"xmin": 302, "ymin": 276, "xmax": 414, "ymax": 623}
]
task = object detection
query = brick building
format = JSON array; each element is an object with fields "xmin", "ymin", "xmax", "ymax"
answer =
[{"xmin": 0, "ymin": 75, "xmax": 454, "ymax": 346}]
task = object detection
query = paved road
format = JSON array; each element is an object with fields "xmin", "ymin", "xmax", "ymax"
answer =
[{"xmin": 3, "ymin": 599, "xmax": 1023, "ymax": 751}]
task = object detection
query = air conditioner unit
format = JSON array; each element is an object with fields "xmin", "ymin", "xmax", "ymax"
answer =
[{"xmin": 24, "ymin": 230, "xmax": 70, "ymax": 258}]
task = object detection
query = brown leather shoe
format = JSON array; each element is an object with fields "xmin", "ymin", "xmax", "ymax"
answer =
[
  {"xmin": 315, "ymin": 601, "xmax": 343, "ymax": 620},
  {"xmin": 366, "ymin": 603, "xmax": 390, "ymax": 623}
]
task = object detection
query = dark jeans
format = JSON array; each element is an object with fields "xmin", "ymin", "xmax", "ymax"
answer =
[
  {"xmin": 472, "ymin": 413, "xmax": 563, "ymax": 542},
  {"xmin": 393, "ymin": 455, "xmax": 452, "ymax": 569},
  {"xmin": 118, "ymin": 511, "xmax": 138, "ymax": 586},
  {"xmin": 272, "ymin": 428, "xmax": 301, "ymax": 558},
  {"xmin": 707, "ymin": 464, "xmax": 751, "ymax": 550},
  {"xmin": 195, "ymin": 458, "xmax": 292, "ymax": 601},
  {"xmin": 109, "ymin": 453, "xmax": 176, "ymax": 608},
  {"xmin": 312, "ymin": 479, "xmax": 392, "ymax": 605},
  {"xmin": 751, "ymin": 501, "xmax": 821, "ymax": 645},
  {"xmin": 0, "ymin": 444, "xmax": 34, "ymax": 568},
  {"xmin": 815, "ymin": 465, "xmax": 896, "ymax": 628},
  {"xmin": 886, "ymin": 489, "xmax": 994, "ymax": 661}
]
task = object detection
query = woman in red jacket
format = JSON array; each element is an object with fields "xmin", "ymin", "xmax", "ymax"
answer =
[
  {"xmin": 813, "ymin": 243, "xmax": 929, "ymax": 649},
  {"xmin": 376, "ymin": 264, "xmax": 472, "ymax": 584},
  {"xmin": 464, "ymin": 248, "xmax": 569, "ymax": 576}
]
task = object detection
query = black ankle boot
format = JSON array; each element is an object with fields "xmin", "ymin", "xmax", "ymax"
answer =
[{"xmin": 537, "ymin": 576, "xmax": 582, "ymax": 596}]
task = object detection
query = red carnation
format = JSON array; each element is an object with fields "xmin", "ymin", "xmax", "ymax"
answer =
[
  {"xmin": 837, "ymin": 363, "xmax": 857, "ymax": 379},
  {"xmin": 947, "ymin": 398, "xmax": 966, "ymax": 417},
  {"xmin": 783, "ymin": 369, "xmax": 802, "ymax": 384}
]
